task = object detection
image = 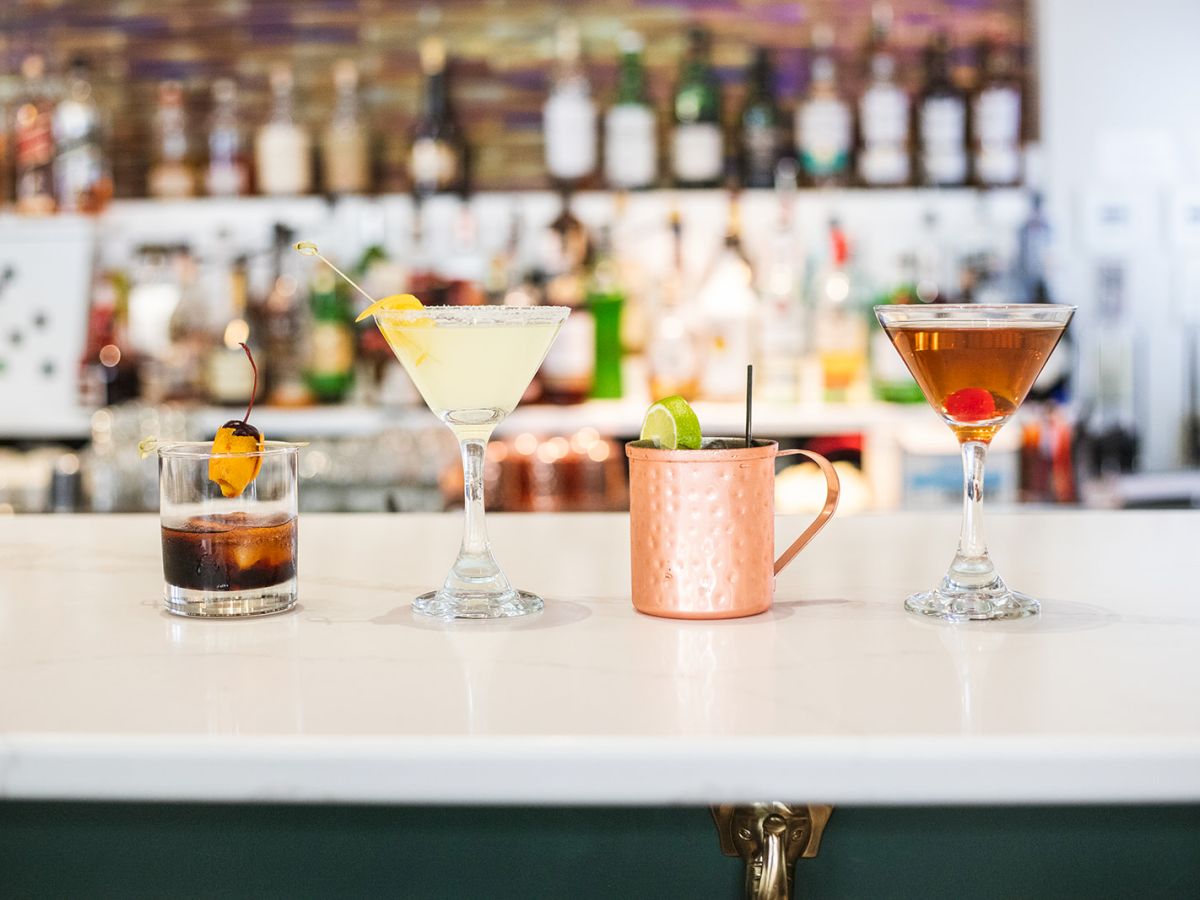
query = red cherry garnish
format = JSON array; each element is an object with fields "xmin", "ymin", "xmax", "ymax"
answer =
[{"xmin": 943, "ymin": 388, "xmax": 996, "ymax": 421}]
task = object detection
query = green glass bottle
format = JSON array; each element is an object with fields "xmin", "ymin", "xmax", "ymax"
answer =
[
  {"xmin": 305, "ymin": 267, "xmax": 355, "ymax": 403},
  {"xmin": 587, "ymin": 226, "xmax": 625, "ymax": 399},
  {"xmin": 671, "ymin": 28, "xmax": 724, "ymax": 188},
  {"xmin": 870, "ymin": 254, "xmax": 925, "ymax": 403}
]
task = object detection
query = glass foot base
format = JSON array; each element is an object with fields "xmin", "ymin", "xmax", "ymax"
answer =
[
  {"xmin": 413, "ymin": 589, "xmax": 543, "ymax": 620},
  {"xmin": 905, "ymin": 587, "xmax": 1039, "ymax": 622},
  {"xmin": 164, "ymin": 579, "xmax": 297, "ymax": 618}
]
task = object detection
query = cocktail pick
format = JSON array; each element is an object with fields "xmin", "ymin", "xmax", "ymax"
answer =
[
  {"xmin": 294, "ymin": 241, "xmax": 375, "ymax": 305},
  {"xmin": 745, "ymin": 364, "xmax": 754, "ymax": 448}
]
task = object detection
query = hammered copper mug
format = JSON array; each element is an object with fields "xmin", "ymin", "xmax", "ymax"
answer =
[{"xmin": 626, "ymin": 439, "xmax": 840, "ymax": 619}]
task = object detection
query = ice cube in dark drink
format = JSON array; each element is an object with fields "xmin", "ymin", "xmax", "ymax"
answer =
[{"xmin": 161, "ymin": 511, "xmax": 297, "ymax": 592}]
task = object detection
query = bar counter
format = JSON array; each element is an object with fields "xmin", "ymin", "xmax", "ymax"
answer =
[{"xmin": 2, "ymin": 510, "xmax": 1199, "ymax": 807}]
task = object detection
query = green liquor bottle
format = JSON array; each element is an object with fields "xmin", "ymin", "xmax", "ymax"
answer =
[
  {"xmin": 587, "ymin": 226, "xmax": 625, "ymax": 399},
  {"xmin": 306, "ymin": 267, "xmax": 355, "ymax": 403}
]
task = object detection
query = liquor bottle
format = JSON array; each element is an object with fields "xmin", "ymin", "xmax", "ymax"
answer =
[
  {"xmin": 812, "ymin": 219, "xmax": 867, "ymax": 401},
  {"xmin": 587, "ymin": 226, "xmax": 624, "ymax": 399},
  {"xmin": 697, "ymin": 193, "xmax": 759, "ymax": 401},
  {"xmin": 671, "ymin": 27, "xmax": 724, "ymax": 189},
  {"xmin": 257, "ymin": 224, "xmax": 313, "ymax": 406},
  {"xmin": 205, "ymin": 78, "xmax": 250, "ymax": 197},
  {"xmin": 739, "ymin": 48, "xmax": 783, "ymax": 189},
  {"xmin": 543, "ymin": 20, "xmax": 597, "ymax": 187},
  {"xmin": 205, "ymin": 251, "xmax": 259, "ymax": 405},
  {"xmin": 758, "ymin": 159, "xmax": 805, "ymax": 403},
  {"xmin": 305, "ymin": 266, "xmax": 355, "ymax": 402},
  {"xmin": 917, "ymin": 32, "xmax": 968, "ymax": 187},
  {"xmin": 1018, "ymin": 194, "xmax": 1072, "ymax": 403},
  {"xmin": 165, "ymin": 249, "xmax": 213, "ymax": 401},
  {"xmin": 538, "ymin": 197, "xmax": 594, "ymax": 404},
  {"xmin": 255, "ymin": 64, "xmax": 311, "ymax": 196},
  {"xmin": 148, "ymin": 81, "xmax": 195, "ymax": 199},
  {"xmin": 604, "ymin": 30, "xmax": 656, "ymax": 191},
  {"xmin": 869, "ymin": 254, "xmax": 924, "ymax": 403},
  {"xmin": 13, "ymin": 54, "xmax": 57, "ymax": 214},
  {"xmin": 52, "ymin": 57, "xmax": 111, "ymax": 213},
  {"xmin": 323, "ymin": 60, "xmax": 370, "ymax": 195},
  {"xmin": 857, "ymin": 3, "xmax": 910, "ymax": 187},
  {"xmin": 971, "ymin": 38, "xmax": 1022, "ymax": 187},
  {"xmin": 0, "ymin": 90, "xmax": 10, "ymax": 207},
  {"xmin": 409, "ymin": 37, "xmax": 464, "ymax": 197},
  {"xmin": 646, "ymin": 209, "xmax": 701, "ymax": 401},
  {"xmin": 795, "ymin": 25, "xmax": 852, "ymax": 187}
]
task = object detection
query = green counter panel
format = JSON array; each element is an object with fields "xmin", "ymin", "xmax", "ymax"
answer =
[{"xmin": 2, "ymin": 803, "xmax": 1198, "ymax": 898}]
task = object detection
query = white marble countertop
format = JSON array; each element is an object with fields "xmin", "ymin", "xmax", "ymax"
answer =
[{"xmin": 1, "ymin": 511, "xmax": 1198, "ymax": 807}]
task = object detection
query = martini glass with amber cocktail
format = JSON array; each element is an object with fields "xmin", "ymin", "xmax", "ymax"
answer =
[{"xmin": 876, "ymin": 304, "xmax": 1074, "ymax": 621}]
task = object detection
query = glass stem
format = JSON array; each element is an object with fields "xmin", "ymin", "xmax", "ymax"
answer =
[
  {"xmin": 946, "ymin": 439, "xmax": 999, "ymax": 591},
  {"xmin": 460, "ymin": 437, "xmax": 490, "ymax": 559},
  {"xmin": 443, "ymin": 435, "xmax": 511, "ymax": 594}
]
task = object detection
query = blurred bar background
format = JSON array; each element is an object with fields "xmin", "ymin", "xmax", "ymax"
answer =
[{"xmin": 2, "ymin": 0, "xmax": 1198, "ymax": 515}]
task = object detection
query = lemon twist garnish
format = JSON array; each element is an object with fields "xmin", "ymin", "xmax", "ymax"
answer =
[{"xmin": 294, "ymin": 242, "xmax": 432, "ymax": 365}]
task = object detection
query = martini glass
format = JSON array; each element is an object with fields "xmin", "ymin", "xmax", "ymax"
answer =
[
  {"xmin": 875, "ymin": 303, "xmax": 1074, "ymax": 621},
  {"xmin": 376, "ymin": 305, "xmax": 569, "ymax": 619}
]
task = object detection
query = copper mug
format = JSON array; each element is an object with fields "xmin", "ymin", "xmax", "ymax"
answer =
[{"xmin": 626, "ymin": 439, "xmax": 840, "ymax": 619}]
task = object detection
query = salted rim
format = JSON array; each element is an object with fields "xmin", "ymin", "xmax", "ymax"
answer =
[
  {"xmin": 875, "ymin": 303, "xmax": 1075, "ymax": 327},
  {"xmin": 153, "ymin": 440, "xmax": 303, "ymax": 460},
  {"xmin": 376, "ymin": 305, "xmax": 571, "ymax": 326}
]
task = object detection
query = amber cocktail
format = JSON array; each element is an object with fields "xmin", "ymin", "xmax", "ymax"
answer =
[{"xmin": 877, "ymin": 304, "xmax": 1074, "ymax": 621}]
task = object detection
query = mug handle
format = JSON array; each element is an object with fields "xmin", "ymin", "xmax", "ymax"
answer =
[{"xmin": 773, "ymin": 449, "xmax": 841, "ymax": 576}]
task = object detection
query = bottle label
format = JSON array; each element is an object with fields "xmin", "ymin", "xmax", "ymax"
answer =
[
  {"xmin": 672, "ymin": 123, "xmax": 723, "ymax": 183},
  {"xmin": 324, "ymin": 129, "xmax": 369, "ymax": 193},
  {"xmin": 860, "ymin": 85, "xmax": 908, "ymax": 143},
  {"xmin": 540, "ymin": 309, "xmax": 595, "ymax": 385},
  {"xmin": 742, "ymin": 123, "xmax": 779, "ymax": 182},
  {"xmin": 604, "ymin": 104, "xmax": 656, "ymax": 189},
  {"xmin": 797, "ymin": 99, "xmax": 851, "ymax": 176},
  {"xmin": 973, "ymin": 87, "xmax": 1021, "ymax": 185},
  {"xmin": 920, "ymin": 97, "xmax": 966, "ymax": 184},
  {"xmin": 544, "ymin": 91, "xmax": 597, "ymax": 181},
  {"xmin": 310, "ymin": 322, "xmax": 355, "ymax": 376},
  {"xmin": 410, "ymin": 137, "xmax": 459, "ymax": 190},
  {"xmin": 974, "ymin": 87, "xmax": 1020, "ymax": 144},
  {"xmin": 700, "ymin": 314, "xmax": 755, "ymax": 400},
  {"xmin": 255, "ymin": 125, "xmax": 311, "ymax": 194}
]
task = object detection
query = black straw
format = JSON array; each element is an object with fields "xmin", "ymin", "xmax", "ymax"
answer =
[{"xmin": 745, "ymin": 364, "xmax": 754, "ymax": 448}]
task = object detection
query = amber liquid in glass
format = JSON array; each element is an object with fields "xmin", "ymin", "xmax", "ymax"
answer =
[
  {"xmin": 162, "ymin": 512, "xmax": 297, "ymax": 592},
  {"xmin": 884, "ymin": 323, "xmax": 1067, "ymax": 442}
]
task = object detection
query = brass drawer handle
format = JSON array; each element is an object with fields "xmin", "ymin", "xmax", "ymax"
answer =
[{"xmin": 712, "ymin": 803, "xmax": 833, "ymax": 900}]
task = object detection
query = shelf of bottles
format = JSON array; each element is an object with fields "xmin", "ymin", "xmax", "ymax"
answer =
[{"xmin": 0, "ymin": 6, "xmax": 1068, "ymax": 513}]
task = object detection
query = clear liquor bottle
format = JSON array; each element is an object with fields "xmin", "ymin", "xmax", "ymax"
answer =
[
  {"xmin": 13, "ymin": 54, "xmax": 57, "ymax": 214},
  {"xmin": 543, "ymin": 20, "xmax": 597, "ymax": 188},
  {"xmin": 971, "ymin": 38, "xmax": 1022, "ymax": 187},
  {"xmin": 758, "ymin": 159, "xmax": 805, "ymax": 403},
  {"xmin": 255, "ymin": 64, "xmax": 311, "ymax": 196},
  {"xmin": 671, "ymin": 27, "xmax": 724, "ymax": 189},
  {"xmin": 812, "ymin": 219, "xmax": 867, "ymax": 401},
  {"xmin": 53, "ymin": 57, "xmax": 111, "ymax": 212},
  {"xmin": 918, "ymin": 32, "xmax": 968, "ymax": 187},
  {"xmin": 205, "ymin": 78, "xmax": 249, "ymax": 197},
  {"xmin": 148, "ymin": 80, "xmax": 195, "ymax": 199},
  {"xmin": 796, "ymin": 25, "xmax": 852, "ymax": 187},
  {"xmin": 647, "ymin": 208, "xmax": 701, "ymax": 401},
  {"xmin": 696, "ymin": 192, "xmax": 759, "ymax": 401},
  {"xmin": 856, "ymin": 3, "xmax": 910, "ymax": 187},
  {"xmin": 323, "ymin": 60, "xmax": 370, "ymax": 195}
]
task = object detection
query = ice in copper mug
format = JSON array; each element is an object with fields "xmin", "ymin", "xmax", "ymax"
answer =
[{"xmin": 625, "ymin": 439, "xmax": 839, "ymax": 619}]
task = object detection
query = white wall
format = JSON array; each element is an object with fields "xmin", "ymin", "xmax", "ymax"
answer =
[{"xmin": 1038, "ymin": 0, "xmax": 1200, "ymax": 469}]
